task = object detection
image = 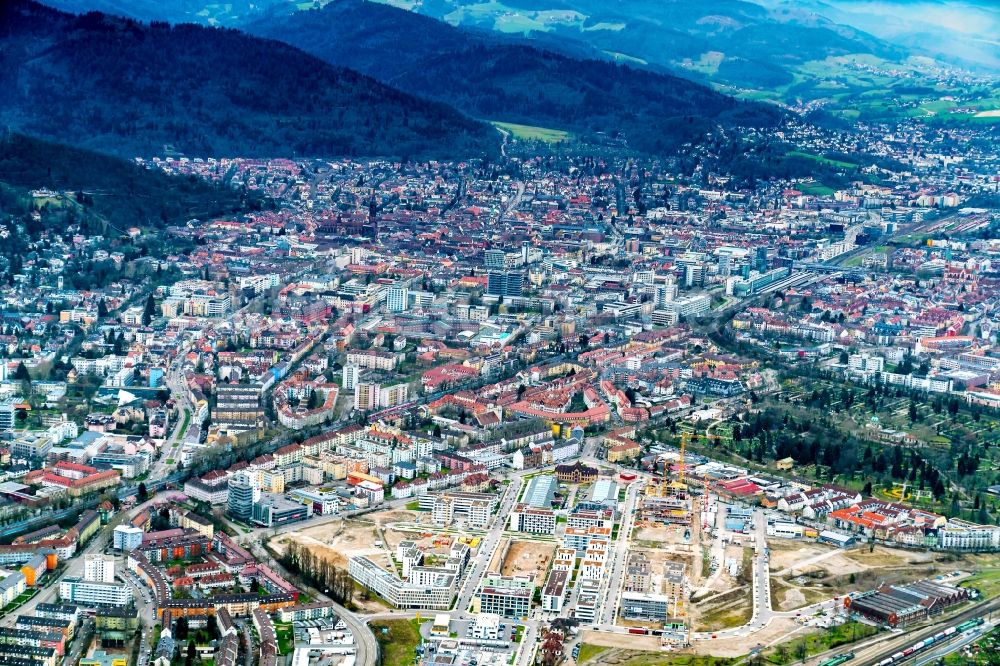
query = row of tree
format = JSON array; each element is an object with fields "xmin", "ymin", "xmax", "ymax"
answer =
[{"xmin": 279, "ymin": 540, "xmax": 355, "ymax": 608}]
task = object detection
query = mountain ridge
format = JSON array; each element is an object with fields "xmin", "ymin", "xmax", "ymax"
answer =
[
  {"xmin": 246, "ymin": 0, "xmax": 785, "ymax": 154},
  {"xmin": 0, "ymin": 0, "xmax": 499, "ymax": 160}
]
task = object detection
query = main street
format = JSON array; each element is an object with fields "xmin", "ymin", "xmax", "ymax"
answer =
[
  {"xmin": 454, "ymin": 476, "xmax": 524, "ymax": 615},
  {"xmin": 0, "ymin": 497, "xmax": 159, "ymax": 628},
  {"xmin": 597, "ymin": 480, "xmax": 642, "ymax": 626}
]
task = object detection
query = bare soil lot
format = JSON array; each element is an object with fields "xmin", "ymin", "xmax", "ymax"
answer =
[
  {"xmin": 767, "ymin": 541, "xmax": 1000, "ymax": 610},
  {"xmin": 634, "ymin": 523, "xmax": 691, "ymax": 548},
  {"xmin": 501, "ymin": 540, "xmax": 556, "ymax": 586},
  {"xmin": 268, "ymin": 518, "xmax": 361, "ymax": 569}
]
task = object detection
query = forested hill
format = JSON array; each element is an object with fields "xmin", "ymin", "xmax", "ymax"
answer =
[
  {"xmin": 0, "ymin": 0, "xmax": 499, "ymax": 160},
  {"xmin": 0, "ymin": 132, "xmax": 259, "ymax": 231},
  {"xmin": 247, "ymin": 0, "xmax": 785, "ymax": 154}
]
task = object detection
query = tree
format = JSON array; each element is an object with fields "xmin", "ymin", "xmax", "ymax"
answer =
[
  {"xmin": 142, "ymin": 294, "xmax": 156, "ymax": 325},
  {"xmin": 97, "ymin": 298, "xmax": 109, "ymax": 318},
  {"xmin": 137, "ymin": 482, "xmax": 148, "ymax": 502},
  {"xmin": 13, "ymin": 363, "xmax": 30, "ymax": 381},
  {"xmin": 175, "ymin": 616, "xmax": 189, "ymax": 641},
  {"xmin": 838, "ymin": 349, "xmax": 849, "ymax": 365}
]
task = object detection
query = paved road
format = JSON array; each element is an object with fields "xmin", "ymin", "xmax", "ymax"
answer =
[
  {"xmin": 1, "ymin": 502, "xmax": 143, "ymax": 628},
  {"xmin": 454, "ymin": 476, "xmax": 524, "ymax": 615},
  {"xmin": 597, "ymin": 480, "xmax": 642, "ymax": 626},
  {"xmin": 245, "ymin": 540, "xmax": 379, "ymax": 666},
  {"xmin": 62, "ymin": 616, "xmax": 94, "ymax": 666}
]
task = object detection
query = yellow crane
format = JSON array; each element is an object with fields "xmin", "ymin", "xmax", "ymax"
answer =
[{"xmin": 675, "ymin": 431, "xmax": 724, "ymax": 485}]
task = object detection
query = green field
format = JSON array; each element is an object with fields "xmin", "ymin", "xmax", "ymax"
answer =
[
  {"xmin": 577, "ymin": 648, "xmax": 735, "ymax": 666},
  {"xmin": 177, "ymin": 408, "xmax": 191, "ymax": 440},
  {"xmin": 798, "ymin": 181, "xmax": 836, "ymax": 196},
  {"xmin": 372, "ymin": 619, "xmax": 422, "ymax": 666},
  {"xmin": 492, "ymin": 121, "xmax": 572, "ymax": 143},
  {"xmin": 576, "ymin": 644, "xmax": 610, "ymax": 664},
  {"xmin": 765, "ymin": 622, "xmax": 878, "ymax": 664},
  {"xmin": 274, "ymin": 622, "xmax": 294, "ymax": 655},
  {"xmin": 962, "ymin": 570, "xmax": 1000, "ymax": 598},
  {"xmin": 787, "ymin": 151, "xmax": 857, "ymax": 168}
]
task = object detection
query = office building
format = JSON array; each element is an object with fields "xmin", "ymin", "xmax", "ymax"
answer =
[
  {"xmin": 665, "ymin": 294, "xmax": 711, "ymax": 318},
  {"xmin": 755, "ymin": 246, "xmax": 769, "ymax": 272},
  {"xmin": 620, "ymin": 590, "xmax": 671, "ymax": 620},
  {"xmin": 475, "ymin": 575, "xmax": 533, "ymax": 618},
  {"xmin": 227, "ymin": 471, "xmax": 258, "ymax": 521},
  {"xmin": 250, "ymin": 493, "xmax": 312, "ymax": 528}
]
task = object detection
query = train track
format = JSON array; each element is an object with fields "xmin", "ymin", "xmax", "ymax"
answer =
[{"xmin": 812, "ymin": 596, "xmax": 1000, "ymax": 666}]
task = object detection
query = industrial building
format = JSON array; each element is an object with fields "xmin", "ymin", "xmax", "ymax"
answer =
[{"xmin": 846, "ymin": 580, "xmax": 969, "ymax": 627}]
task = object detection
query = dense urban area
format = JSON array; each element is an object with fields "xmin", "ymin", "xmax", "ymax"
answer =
[{"xmin": 1, "ymin": 1, "xmax": 1000, "ymax": 666}]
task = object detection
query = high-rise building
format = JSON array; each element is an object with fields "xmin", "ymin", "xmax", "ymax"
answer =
[
  {"xmin": 213, "ymin": 384, "xmax": 264, "ymax": 432},
  {"xmin": 755, "ymin": 247, "xmax": 769, "ymax": 272},
  {"xmin": 113, "ymin": 525, "xmax": 143, "ymax": 551},
  {"xmin": 342, "ymin": 364, "xmax": 360, "ymax": 391},
  {"xmin": 484, "ymin": 249, "xmax": 506, "ymax": 270},
  {"xmin": 487, "ymin": 272, "xmax": 523, "ymax": 298},
  {"xmin": 655, "ymin": 277, "xmax": 678, "ymax": 307},
  {"xmin": 59, "ymin": 578, "xmax": 131, "ymax": 606},
  {"xmin": 386, "ymin": 284, "xmax": 409, "ymax": 313},
  {"xmin": 227, "ymin": 471, "xmax": 258, "ymax": 521},
  {"xmin": 354, "ymin": 382, "xmax": 380, "ymax": 411},
  {"xmin": 0, "ymin": 398, "xmax": 14, "ymax": 432},
  {"xmin": 718, "ymin": 253, "xmax": 732, "ymax": 277},
  {"xmin": 84, "ymin": 554, "xmax": 115, "ymax": 583},
  {"xmin": 684, "ymin": 264, "xmax": 705, "ymax": 288}
]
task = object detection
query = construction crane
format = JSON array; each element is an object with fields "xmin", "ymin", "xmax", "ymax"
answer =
[
  {"xmin": 679, "ymin": 431, "xmax": 689, "ymax": 484},
  {"xmin": 650, "ymin": 431, "xmax": 726, "ymax": 498},
  {"xmin": 674, "ymin": 432, "xmax": 724, "ymax": 485}
]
